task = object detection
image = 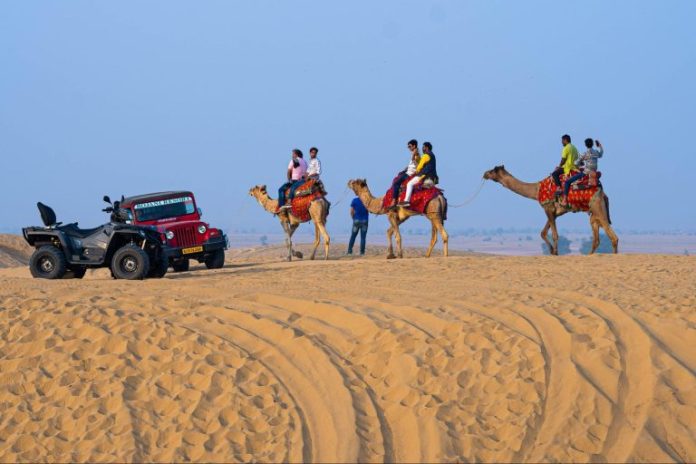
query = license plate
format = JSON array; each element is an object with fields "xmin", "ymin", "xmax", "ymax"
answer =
[{"xmin": 182, "ymin": 246, "xmax": 203, "ymax": 255}]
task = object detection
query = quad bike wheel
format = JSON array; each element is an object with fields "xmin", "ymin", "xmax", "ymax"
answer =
[
  {"xmin": 204, "ymin": 249, "xmax": 225, "ymax": 269},
  {"xmin": 29, "ymin": 246, "xmax": 67, "ymax": 279},
  {"xmin": 66, "ymin": 266, "xmax": 87, "ymax": 279},
  {"xmin": 111, "ymin": 244, "xmax": 150, "ymax": 280}
]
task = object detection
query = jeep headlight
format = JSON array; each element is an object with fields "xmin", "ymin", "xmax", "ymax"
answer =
[
  {"xmin": 198, "ymin": 225, "xmax": 207, "ymax": 234},
  {"xmin": 165, "ymin": 230, "xmax": 175, "ymax": 240}
]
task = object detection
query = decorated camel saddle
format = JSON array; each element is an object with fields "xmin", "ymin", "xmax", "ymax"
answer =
[
  {"xmin": 382, "ymin": 175, "xmax": 443, "ymax": 214},
  {"xmin": 282, "ymin": 178, "xmax": 328, "ymax": 222},
  {"xmin": 538, "ymin": 170, "xmax": 603, "ymax": 211}
]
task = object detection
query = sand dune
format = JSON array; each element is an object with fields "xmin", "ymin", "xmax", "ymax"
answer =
[
  {"xmin": 0, "ymin": 234, "xmax": 32, "ymax": 268},
  {"xmin": 0, "ymin": 245, "xmax": 694, "ymax": 462}
]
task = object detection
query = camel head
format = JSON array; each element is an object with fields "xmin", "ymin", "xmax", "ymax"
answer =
[
  {"xmin": 248, "ymin": 185, "xmax": 268, "ymax": 198},
  {"xmin": 483, "ymin": 165, "xmax": 507, "ymax": 183},
  {"xmin": 347, "ymin": 178, "xmax": 368, "ymax": 194}
]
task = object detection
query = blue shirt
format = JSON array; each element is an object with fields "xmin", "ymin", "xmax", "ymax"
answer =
[{"xmin": 350, "ymin": 197, "xmax": 369, "ymax": 221}]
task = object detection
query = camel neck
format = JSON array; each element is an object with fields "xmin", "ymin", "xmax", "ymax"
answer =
[
  {"xmin": 256, "ymin": 193, "xmax": 279, "ymax": 213},
  {"xmin": 498, "ymin": 172, "xmax": 539, "ymax": 200},
  {"xmin": 356, "ymin": 187, "xmax": 386, "ymax": 214}
]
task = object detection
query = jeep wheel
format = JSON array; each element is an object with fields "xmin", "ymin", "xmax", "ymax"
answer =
[
  {"xmin": 29, "ymin": 246, "xmax": 67, "ymax": 279},
  {"xmin": 66, "ymin": 266, "xmax": 87, "ymax": 279},
  {"xmin": 204, "ymin": 249, "xmax": 225, "ymax": 269},
  {"xmin": 111, "ymin": 244, "xmax": 150, "ymax": 280},
  {"xmin": 172, "ymin": 259, "xmax": 189, "ymax": 272},
  {"xmin": 148, "ymin": 255, "xmax": 169, "ymax": 278}
]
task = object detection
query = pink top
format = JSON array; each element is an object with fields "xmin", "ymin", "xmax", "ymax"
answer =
[{"xmin": 288, "ymin": 157, "xmax": 308, "ymax": 180}]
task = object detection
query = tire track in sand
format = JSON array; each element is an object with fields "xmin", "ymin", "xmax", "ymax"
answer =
[
  {"xmin": 172, "ymin": 303, "xmax": 367, "ymax": 463},
  {"xmin": 534, "ymin": 289, "xmax": 656, "ymax": 463}
]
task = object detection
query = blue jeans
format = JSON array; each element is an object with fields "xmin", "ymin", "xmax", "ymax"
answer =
[
  {"xmin": 391, "ymin": 172, "xmax": 409, "ymax": 202},
  {"xmin": 278, "ymin": 180, "xmax": 304, "ymax": 206},
  {"xmin": 348, "ymin": 220, "xmax": 368, "ymax": 255},
  {"xmin": 564, "ymin": 172, "xmax": 585, "ymax": 196}
]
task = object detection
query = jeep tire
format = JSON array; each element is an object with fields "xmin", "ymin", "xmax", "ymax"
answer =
[
  {"xmin": 111, "ymin": 244, "xmax": 150, "ymax": 280},
  {"xmin": 29, "ymin": 246, "xmax": 67, "ymax": 279},
  {"xmin": 172, "ymin": 259, "xmax": 189, "ymax": 273},
  {"xmin": 148, "ymin": 255, "xmax": 169, "ymax": 278},
  {"xmin": 204, "ymin": 249, "xmax": 225, "ymax": 269}
]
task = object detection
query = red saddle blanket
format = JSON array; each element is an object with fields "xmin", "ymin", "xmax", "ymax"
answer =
[
  {"xmin": 538, "ymin": 171, "xmax": 602, "ymax": 211},
  {"xmin": 290, "ymin": 191, "xmax": 324, "ymax": 222},
  {"xmin": 382, "ymin": 175, "xmax": 442, "ymax": 214},
  {"xmin": 280, "ymin": 179, "xmax": 327, "ymax": 222}
]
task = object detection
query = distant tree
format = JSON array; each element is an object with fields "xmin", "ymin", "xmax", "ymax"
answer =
[
  {"xmin": 685, "ymin": 249, "xmax": 690, "ymax": 256},
  {"xmin": 259, "ymin": 235, "xmax": 268, "ymax": 246},
  {"xmin": 541, "ymin": 235, "xmax": 571, "ymax": 255},
  {"xmin": 579, "ymin": 233, "xmax": 614, "ymax": 254}
]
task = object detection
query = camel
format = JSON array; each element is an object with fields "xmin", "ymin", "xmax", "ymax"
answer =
[
  {"xmin": 347, "ymin": 179, "xmax": 448, "ymax": 259},
  {"xmin": 249, "ymin": 185, "xmax": 330, "ymax": 261},
  {"xmin": 482, "ymin": 165, "xmax": 618, "ymax": 255}
]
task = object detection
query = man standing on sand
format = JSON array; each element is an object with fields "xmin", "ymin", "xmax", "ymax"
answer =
[
  {"xmin": 347, "ymin": 197, "xmax": 369, "ymax": 255},
  {"xmin": 277, "ymin": 149, "xmax": 307, "ymax": 212},
  {"xmin": 307, "ymin": 147, "xmax": 321, "ymax": 179},
  {"xmin": 551, "ymin": 134, "xmax": 579, "ymax": 193}
]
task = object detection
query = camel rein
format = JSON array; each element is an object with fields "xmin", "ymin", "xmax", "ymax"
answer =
[{"xmin": 448, "ymin": 179, "xmax": 487, "ymax": 208}]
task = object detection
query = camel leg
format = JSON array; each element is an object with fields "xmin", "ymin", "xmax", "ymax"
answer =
[
  {"xmin": 289, "ymin": 224, "xmax": 303, "ymax": 259},
  {"xmin": 543, "ymin": 210, "xmax": 559, "ymax": 255},
  {"xmin": 317, "ymin": 221, "xmax": 330, "ymax": 260},
  {"xmin": 438, "ymin": 220, "xmax": 449, "ymax": 257},
  {"xmin": 309, "ymin": 223, "xmax": 320, "ymax": 260},
  {"xmin": 394, "ymin": 221, "xmax": 404, "ymax": 259},
  {"xmin": 549, "ymin": 219, "xmax": 559, "ymax": 256},
  {"xmin": 425, "ymin": 222, "xmax": 438, "ymax": 258},
  {"xmin": 589, "ymin": 217, "xmax": 601, "ymax": 254},
  {"xmin": 599, "ymin": 217, "xmax": 619, "ymax": 253},
  {"xmin": 540, "ymin": 219, "xmax": 553, "ymax": 254},
  {"xmin": 386, "ymin": 214, "xmax": 397, "ymax": 259},
  {"xmin": 281, "ymin": 220, "xmax": 293, "ymax": 261}
]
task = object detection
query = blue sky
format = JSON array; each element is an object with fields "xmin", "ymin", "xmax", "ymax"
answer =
[{"xmin": 2, "ymin": 1, "xmax": 695, "ymax": 235}]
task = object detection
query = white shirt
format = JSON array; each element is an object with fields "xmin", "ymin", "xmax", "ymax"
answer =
[
  {"xmin": 308, "ymin": 157, "xmax": 321, "ymax": 177},
  {"xmin": 405, "ymin": 160, "xmax": 417, "ymax": 176}
]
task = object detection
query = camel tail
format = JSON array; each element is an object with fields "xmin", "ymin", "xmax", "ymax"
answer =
[
  {"xmin": 441, "ymin": 196, "xmax": 448, "ymax": 222},
  {"xmin": 604, "ymin": 194, "xmax": 611, "ymax": 224}
]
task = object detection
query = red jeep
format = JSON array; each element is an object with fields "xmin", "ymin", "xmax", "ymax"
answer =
[{"xmin": 120, "ymin": 191, "xmax": 228, "ymax": 272}]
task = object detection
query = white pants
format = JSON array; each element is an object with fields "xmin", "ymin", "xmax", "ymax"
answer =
[{"xmin": 404, "ymin": 176, "xmax": 422, "ymax": 202}]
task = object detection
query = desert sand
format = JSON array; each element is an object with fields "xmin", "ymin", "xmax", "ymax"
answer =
[{"xmin": 0, "ymin": 237, "xmax": 694, "ymax": 462}]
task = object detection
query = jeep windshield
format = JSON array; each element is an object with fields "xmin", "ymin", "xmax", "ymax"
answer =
[{"xmin": 133, "ymin": 196, "xmax": 195, "ymax": 221}]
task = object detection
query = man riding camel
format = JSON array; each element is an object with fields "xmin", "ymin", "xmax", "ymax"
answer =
[
  {"xmin": 389, "ymin": 139, "xmax": 420, "ymax": 208},
  {"xmin": 400, "ymin": 141, "xmax": 438, "ymax": 208},
  {"xmin": 277, "ymin": 149, "xmax": 308, "ymax": 212},
  {"xmin": 307, "ymin": 146, "xmax": 321, "ymax": 179},
  {"xmin": 561, "ymin": 138, "xmax": 604, "ymax": 205},
  {"xmin": 551, "ymin": 134, "xmax": 579, "ymax": 198}
]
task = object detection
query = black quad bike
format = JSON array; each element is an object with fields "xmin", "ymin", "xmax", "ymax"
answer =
[{"xmin": 22, "ymin": 196, "xmax": 170, "ymax": 280}]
